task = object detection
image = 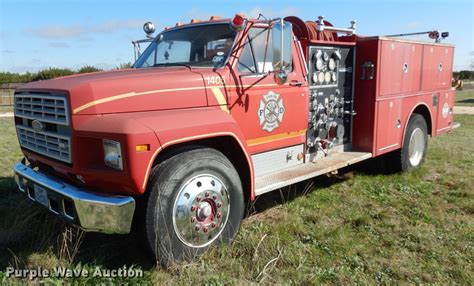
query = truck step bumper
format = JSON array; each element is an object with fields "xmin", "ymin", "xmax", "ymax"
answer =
[{"xmin": 14, "ymin": 159, "xmax": 135, "ymax": 234}]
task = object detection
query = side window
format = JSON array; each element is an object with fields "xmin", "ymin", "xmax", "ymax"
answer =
[
  {"xmin": 238, "ymin": 43, "xmax": 256, "ymax": 73},
  {"xmin": 238, "ymin": 28, "xmax": 274, "ymax": 73}
]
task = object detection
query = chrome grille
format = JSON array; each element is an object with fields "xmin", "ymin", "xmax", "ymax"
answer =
[
  {"xmin": 16, "ymin": 125, "xmax": 71, "ymax": 163},
  {"xmin": 15, "ymin": 94, "xmax": 69, "ymax": 125},
  {"xmin": 14, "ymin": 92, "xmax": 72, "ymax": 163}
]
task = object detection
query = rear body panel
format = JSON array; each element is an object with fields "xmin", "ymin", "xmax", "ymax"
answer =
[{"xmin": 352, "ymin": 37, "xmax": 454, "ymax": 156}]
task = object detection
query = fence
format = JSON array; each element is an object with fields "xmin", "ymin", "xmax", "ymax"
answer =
[
  {"xmin": 0, "ymin": 80, "xmax": 472, "ymax": 107},
  {"xmin": 0, "ymin": 83, "xmax": 23, "ymax": 106}
]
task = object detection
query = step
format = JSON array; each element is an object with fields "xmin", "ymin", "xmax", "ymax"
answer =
[{"xmin": 255, "ymin": 151, "xmax": 372, "ymax": 196}]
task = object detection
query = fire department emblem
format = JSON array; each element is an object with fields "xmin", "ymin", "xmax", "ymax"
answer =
[{"xmin": 258, "ymin": 91, "xmax": 285, "ymax": 132}]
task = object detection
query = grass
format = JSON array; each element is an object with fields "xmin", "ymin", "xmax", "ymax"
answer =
[
  {"xmin": 0, "ymin": 106, "xmax": 13, "ymax": 113},
  {"xmin": 455, "ymin": 89, "xmax": 474, "ymax": 106},
  {"xmin": 0, "ymin": 115, "xmax": 473, "ymax": 284}
]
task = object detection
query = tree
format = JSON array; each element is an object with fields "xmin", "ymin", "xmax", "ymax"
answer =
[
  {"xmin": 31, "ymin": 68, "xmax": 75, "ymax": 81},
  {"xmin": 77, "ymin": 65, "xmax": 103, "ymax": 73},
  {"xmin": 116, "ymin": 62, "xmax": 133, "ymax": 69}
]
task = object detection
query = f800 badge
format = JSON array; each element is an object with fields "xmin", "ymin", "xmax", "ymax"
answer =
[{"xmin": 258, "ymin": 91, "xmax": 285, "ymax": 132}]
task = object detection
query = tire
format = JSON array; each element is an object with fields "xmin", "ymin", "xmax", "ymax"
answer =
[
  {"xmin": 391, "ymin": 113, "xmax": 428, "ymax": 172},
  {"xmin": 145, "ymin": 147, "xmax": 244, "ymax": 266}
]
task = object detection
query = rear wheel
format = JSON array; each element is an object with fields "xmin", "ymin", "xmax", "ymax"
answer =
[
  {"xmin": 392, "ymin": 113, "xmax": 428, "ymax": 172},
  {"xmin": 145, "ymin": 147, "xmax": 244, "ymax": 266}
]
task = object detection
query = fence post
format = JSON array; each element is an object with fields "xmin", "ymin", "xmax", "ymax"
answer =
[{"xmin": 9, "ymin": 82, "xmax": 13, "ymax": 106}]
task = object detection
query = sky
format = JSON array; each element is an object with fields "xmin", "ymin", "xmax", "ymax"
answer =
[{"xmin": 0, "ymin": 0, "xmax": 472, "ymax": 73}]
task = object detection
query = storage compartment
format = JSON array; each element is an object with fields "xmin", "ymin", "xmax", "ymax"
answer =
[
  {"xmin": 436, "ymin": 90, "xmax": 455, "ymax": 134},
  {"xmin": 375, "ymin": 98, "xmax": 402, "ymax": 154},
  {"xmin": 379, "ymin": 41, "xmax": 422, "ymax": 96},
  {"xmin": 353, "ymin": 36, "xmax": 454, "ymax": 155},
  {"xmin": 421, "ymin": 45, "xmax": 454, "ymax": 91}
]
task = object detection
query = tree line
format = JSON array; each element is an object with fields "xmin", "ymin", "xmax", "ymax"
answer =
[
  {"xmin": 0, "ymin": 63, "xmax": 133, "ymax": 84},
  {"xmin": 453, "ymin": 70, "xmax": 474, "ymax": 80},
  {"xmin": 1, "ymin": 64, "xmax": 472, "ymax": 84}
]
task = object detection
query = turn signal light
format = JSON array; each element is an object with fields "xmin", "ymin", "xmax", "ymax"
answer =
[
  {"xmin": 230, "ymin": 13, "xmax": 247, "ymax": 31},
  {"xmin": 136, "ymin": 144, "xmax": 150, "ymax": 152}
]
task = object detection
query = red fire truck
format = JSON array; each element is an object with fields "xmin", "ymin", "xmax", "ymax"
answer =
[{"xmin": 13, "ymin": 14, "xmax": 455, "ymax": 264}]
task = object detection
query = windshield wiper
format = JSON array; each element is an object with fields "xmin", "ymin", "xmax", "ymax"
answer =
[{"xmin": 154, "ymin": 62, "xmax": 192, "ymax": 69}]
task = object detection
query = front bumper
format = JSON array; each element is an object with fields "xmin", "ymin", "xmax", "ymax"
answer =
[{"xmin": 14, "ymin": 159, "xmax": 135, "ymax": 234}]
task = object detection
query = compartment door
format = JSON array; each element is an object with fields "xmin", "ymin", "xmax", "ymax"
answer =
[
  {"xmin": 375, "ymin": 98, "xmax": 402, "ymax": 155},
  {"xmin": 379, "ymin": 41, "xmax": 422, "ymax": 96},
  {"xmin": 436, "ymin": 90, "xmax": 455, "ymax": 134}
]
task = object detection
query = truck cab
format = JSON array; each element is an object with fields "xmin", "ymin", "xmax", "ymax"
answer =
[{"xmin": 13, "ymin": 14, "xmax": 455, "ymax": 265}]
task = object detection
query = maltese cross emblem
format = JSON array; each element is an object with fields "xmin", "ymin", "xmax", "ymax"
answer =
[{"xmin": 258, "ymin": 91, "xmax": 285, "ymax": 132}]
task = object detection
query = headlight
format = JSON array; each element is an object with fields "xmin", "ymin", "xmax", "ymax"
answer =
[{"xmin": 103, "ymin": 139, "xmax": 123, "ymax": 170}]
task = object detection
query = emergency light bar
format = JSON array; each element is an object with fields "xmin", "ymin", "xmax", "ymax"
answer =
[{"xmin": 384, "ymin": 30, "xmax": 449, "ymax": 43}]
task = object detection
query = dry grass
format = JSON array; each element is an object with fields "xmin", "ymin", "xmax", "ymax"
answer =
[{"xmin": 0, "ymin": 115, "xmax": 473, "ymax": 284}]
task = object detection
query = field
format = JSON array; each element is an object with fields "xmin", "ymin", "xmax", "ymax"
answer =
[
  {"xmin": 0, "ymin": 115, "xmax": 473, "ymax": 284},
  {"xmin": 455, "ymin": 89, "xmax": 474, "ymax": 106}
]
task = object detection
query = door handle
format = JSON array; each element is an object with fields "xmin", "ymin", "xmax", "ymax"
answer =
[{"xmin": 289, "ymin": 80, "xmax": 304, "ymax": 86}]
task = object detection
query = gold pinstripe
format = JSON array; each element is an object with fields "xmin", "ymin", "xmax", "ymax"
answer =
[
  {"xmin": 246, "ymin": 129, "xmax": 307, "ymax": 146},
  {"xmin": 72, "ymin": 83, "xmax": 288, "ymax": 114},
  {"xmin": 210, "ymin": 87, "xmax": 229, "ymax": 113}
]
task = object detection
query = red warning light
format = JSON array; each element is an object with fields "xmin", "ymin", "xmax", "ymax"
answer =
[{"xmin": 231, "ymin": 14, "xmax": 247, "ymax": 31}]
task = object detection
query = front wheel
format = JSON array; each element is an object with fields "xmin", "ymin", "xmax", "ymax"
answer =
[{"xmin": 145, "ymin": 147, "xmax": 244, "ymax": 266}]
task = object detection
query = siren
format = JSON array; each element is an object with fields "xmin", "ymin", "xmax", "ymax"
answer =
[{"xmin": 230, "ymin": 13, "xmax": 247, "ymax": 31}]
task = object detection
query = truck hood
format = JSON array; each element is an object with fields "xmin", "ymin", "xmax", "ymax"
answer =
[{"xmin": 17, "ymin": 68, "xmax": 208, "ymax": 115}]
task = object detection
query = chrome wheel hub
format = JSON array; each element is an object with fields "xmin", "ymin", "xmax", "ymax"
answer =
[
  {"xmin": 172, "ymin": 174, "xmax": 230, "ymax": 248},
  {"xmin": 408, "ymin": 127, "xmax": 425, "ymax": 166}
]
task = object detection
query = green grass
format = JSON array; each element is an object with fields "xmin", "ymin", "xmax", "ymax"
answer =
[
  {"xmin": 455, "ymin": 89, "xmax": 474, "ymax": 106},
  {"xmin": 0, "ymin": 116, "xmax": 473, "ymax": 284},
  {"xmin": 0, "ymin": 106, "xmax": 13, "ymax": 113}
]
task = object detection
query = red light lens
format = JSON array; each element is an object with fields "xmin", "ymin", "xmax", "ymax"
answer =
[{"xmin": 233, "ymin": 15, "xmax": 244, "ymax": 26}]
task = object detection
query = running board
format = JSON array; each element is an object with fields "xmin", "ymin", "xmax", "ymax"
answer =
[{"xmin": 255, "ymin": 151, "xmax": 372, "ymax": 196}]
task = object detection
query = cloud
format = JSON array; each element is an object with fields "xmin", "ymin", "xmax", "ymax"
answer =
[
  {"xmin": 2, "ymin": 49, "xmax": 15, "ymax": 54},
  {"xmin": 27, "ymin": 19, "xmax": 146, "ymax": 39},
  {"xmin": 239, "ymin": 6, "xmax": 300, "ymax": 19},
  {"xmin": 48, "ymin": 42, "xmax": 70, "ymax": 48}
]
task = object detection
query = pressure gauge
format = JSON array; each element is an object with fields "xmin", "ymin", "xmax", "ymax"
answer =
[
  {"xmin": 315, "ymin": 59, "xmax": 324, "ymax": 71},
  {"xmin": 324, "ymin": 71, "xmax": 331, "ymax": 83},
  {"xmin": 312, "ymin": 72, "xmax": 318, "ymax": 83},
  {"xmin": 316, "ymin": 49, "xmax": 322, "ymax": 59},
  {"xmin": 323, "ymin": 52, "xmax": 329, "ymax": 61},
  {"xmin": 318, "ymin": 72, "xmax": 325, "ymax": 84},
  {"xmin": 328, "ymin": 58, "xmax": 336, "ymax": 71},
  {"xmin": 331, "ymin": 72, "xmax": 337, "ymax": 82}
]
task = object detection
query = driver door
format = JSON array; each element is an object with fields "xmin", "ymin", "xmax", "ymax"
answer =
[{"xmin": 226, "ymin": 25, "xmax": 308, "ymax": 154}]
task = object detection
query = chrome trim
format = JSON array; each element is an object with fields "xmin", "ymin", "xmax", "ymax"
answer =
[
  {"xmin": 378, "ymin": 143, "xmax": 399, "ymax": 151},
  {"xmin": 14, "ymin": 92, "xmax": 72, "ymax": 163},
  {"xmin": 15, "ymin": 93, "xmax": 70, "ymax": 126},
  {"xmin": 14, "ymin": 159, "xmax": 135, "ymax": 234},
  {"xmin": 16, "ymin": 125, "xmax": 71, "ymax": 163},
  {"xmin": 172, "ymin": 174, "xmax": 230, "ymax": 248}
]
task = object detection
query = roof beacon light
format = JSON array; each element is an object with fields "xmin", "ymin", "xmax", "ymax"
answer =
[{"xmin": 231, "ymin": 13, "xmax": 247, "ymax": 31}]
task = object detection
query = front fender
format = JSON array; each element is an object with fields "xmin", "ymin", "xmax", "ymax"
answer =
[
  {"xmin": 71, "ymin": 113, "xmax": 161, "ymax": 195},
  {"xmin": 133, "ymin": 107, "xmax": 254, "ymax": 196}
]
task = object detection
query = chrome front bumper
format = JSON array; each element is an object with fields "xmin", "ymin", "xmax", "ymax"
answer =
[{"xmin": 14, "ymin": 159, "xmax": 135, "ymax": 234}]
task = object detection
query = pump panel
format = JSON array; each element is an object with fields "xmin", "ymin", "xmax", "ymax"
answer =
[{"xmin": 306, "ymin": 45, "xmax": 355, "ymax": 154}]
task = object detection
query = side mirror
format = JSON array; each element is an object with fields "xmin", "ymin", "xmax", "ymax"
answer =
[{"xmin": 272, "ymin": 20, "xmax": 293, "ymax": 84}]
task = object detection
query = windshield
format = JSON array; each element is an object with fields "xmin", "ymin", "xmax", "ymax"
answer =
[{"xmin": 134, "ymin": 24, "xmax": 237, "ymax": 69}]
